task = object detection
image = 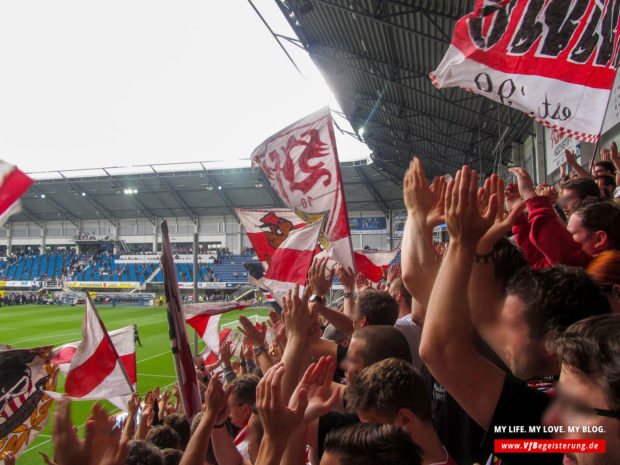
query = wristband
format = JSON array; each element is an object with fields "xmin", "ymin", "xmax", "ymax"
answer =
[
  {"xmin": 214, "ymin": 421, "xmax": 227, "ymax": 429},
  {"xmin": 240, "ymin": 361, "xmax": 247, "ymax": 367},
  {"xmin": 343, "ymin": 292, "xmax": 353, "ymax": 298},
  {"xmin": 309, "ymin": 294, "xmax": 324, "ymax": 304},
  {"xmin": 253, "ymin": 346, "xmax": 267, "ymax": 357},
  {"xmin": 474, "ymin": 251, "xmax": 494, "ymax": 263}
]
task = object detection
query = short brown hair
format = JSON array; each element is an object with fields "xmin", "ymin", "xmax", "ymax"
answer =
[
  {"xmin": 146, "ymin": 425, "xmax": 180, "ymax": 450},
  {"xmin": 560, "ymin": 177, "xmax": 601, "ymax": 200},
  {"xmin": 390, "ymin": 277, "xmax": 411, "ymax": 307},
  {"xmin": 357, "ymin": 289, "xmax": 399, "ymax": 326},
  {"xmin": 345, "ymin": 358, "xmax": 431, "ymax": 423},
  {"xmin": 553, "ymin": 314, "xmax": 620, "ymax": 411},
  {"xmin": 352, "ymin": 326, "xmax": 412, "ymax": 366},
  {"xmin": 324, "ymin": 423, "xmax": 421, "ymax": 465},
  {"xmin": 163, "ymin": 414, "xmax": 190, "ymax": 450},
  {"xmin": 231, "ymin": 374, "xmax": 260, "ymax": 406}
]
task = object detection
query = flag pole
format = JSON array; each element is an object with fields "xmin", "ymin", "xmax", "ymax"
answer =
[{"xmin": 85, "ymin": 293, "xmax": 135, "ymax": 393}]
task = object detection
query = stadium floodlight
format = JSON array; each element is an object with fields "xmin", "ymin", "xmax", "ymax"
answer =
[
  {"xmin": 81, "ymin": 192, "xmax": 86, "ymax": 196},
  {"xmin": 40, "ymin": 194, "xmax": 46, "ymax": 199},
  {"xmin": 124, "ymin": 188, "xmax": 139, "ymax": 195},
  {"xmin": 205, "ymin": 185, "xmax": 214, "ymax": 191},
  {"xmin": 358, "ymin": 127, "xmax": 366, "ymax": 137},
  {"xmin": 217, "ymin": 186, "xmax": 222, "ymax": 190},
  {"xmin": 133, "ymin": 189, "xmax": 138, "ymax": 194}
]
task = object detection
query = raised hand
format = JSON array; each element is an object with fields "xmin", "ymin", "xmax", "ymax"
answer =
[
  {"xmin": 85, "ymin": 403, "xmax": 129, "ymax": 465},
  {"xmin": 307, "ymin": 257, "xmax": 335, "ymax": 297},
  {"xmin": 239, "ymin": 315, "xmax": 266, "ymax": 348},
  {"xmin": 508, "ymin": 167, "xmax": 536, "ymax": 200},
  {"xmin": 39, "ymin": 451, "xmax": 56, "ymax": 465},
  {"xmin": 282, "ymin": 285, "xmax": 316, "ymax": 339},
  {"xmin": 219, "ymin": 339, "xmax": 233, "ymax": 368},
  {"xmin": 355, "ymin": 273, "xmax": 371, "ymax": 296},
  {"xmin": 601, "ymin": 146, "xmax": 612, "ymax": 162},
  {"xmin": 268, "ymin": 310, "xmax": 287, "ymax": 349},
  {"xmin": 52, "ymin": 397, "xmax": 88, "ymax": 465},
  {"xmin": 536, "ymin": 184, "xmax": 559, "ymax": 204},
  {"xmin": 241, "ymin": 336, "xmax": 253, "ymax": 361},
  {"xmin": 204, "ymin": 375, "xmax": 232, "ymax": 418},
  {"xmin": 565, "ymin": 149, "xmax": 577, "ymax": 166},
  {"xmin": 335, "ymin": 264, "xmax": 355, "ymax": 292},
  {"xmin": 403, "ymin": 157, "xmax": 445, "ymax": 227},
  {"xmin": 256, "ymin": 364, "xmax": 308, "ymax": 442},
  {"xmin": 386, "ymin": 262, "xmax": 401, "ymax": 284},
  {"xmin": 445, "ymin": 166, "xmax": 497, "ymax": 247},
  {"xmin": 290, "ymin": 356, "xmax": 339, "ymax": 424},
  {"xmin": 2, "ymin": 452, "xmax": 15, "ymax": 465}
]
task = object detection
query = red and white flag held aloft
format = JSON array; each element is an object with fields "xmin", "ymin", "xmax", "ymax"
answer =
[
  {"xmin": 251, "ymin": 108, "xmax": 356, "ymax": 272},
  {"xmin": 0, "ymin": 162, "xmax": 34, "ymax": 228},
  {"xmin": 47, "ymin": 296, "xmax": 134, "ymax": 409},
  {"xmin": 49, "ymin": 325, "xmax": 137, "ymax": 411},
  {"xmin": 430, "ymin": 0, "xmax": 620, "ymax": 142},
  {"xmin": 354, "ymin": 249, "xmax": 399, "ymax": 283},
  {"xmin": 263, "ymin": 220, "xmax": 323, "ymax": 302}
]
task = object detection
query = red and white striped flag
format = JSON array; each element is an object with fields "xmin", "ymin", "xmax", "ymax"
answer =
[
  {"xmin": 0, "ymin": 162, "xmax": 34, "ymax": 228},
  {"xmin": 49, "ymin": 325, "xmax": 136, "ymax": 411},
  {"xmin": 263, "ymin": 220, "xmax": 322, "ymax": 302},
  {"xmin": 46, "ymin": 297, "xmax": 134, "ymax": 409},
  {"xmin": 251, "ymin": 108, "xmax": 356, "ymax": 272},
  {"xmin": 354, "ymin": 250, "xmax": 399, "ymax": 283},
  {"xmin": 160, "ymin": 220, "xmax": 202, "ymax": 423},
  {"xmin": 236, "ymin": 208, "xmax": 306, "ymax": 270}
]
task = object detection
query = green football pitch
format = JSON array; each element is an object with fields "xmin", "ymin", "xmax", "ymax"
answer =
[{"xmin": 0, "ymin": 304, "xmax": 271, "ymax": 465}]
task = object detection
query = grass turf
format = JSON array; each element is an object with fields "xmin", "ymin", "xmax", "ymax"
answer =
[{"xmin": 1, "ymin": 303, "xmax": 271, "ymax": 465}]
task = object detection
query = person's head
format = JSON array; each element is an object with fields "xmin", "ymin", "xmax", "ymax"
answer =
[
  {"xmin": 227, "ymin": 374, "xmax": 259, "ymax": 428},
  {"xmin": 389, "ymin": 278, "xmax": 411, "ymax": 318},
  {"xmin": 343, "ymin": 326, "xmax": 411, "ymax": 380},
  {"xmin": 247, "ymin": 407, "xmax": 264, "ymax": 464},
  {"xmin": 146, "ymin": 425, "xmax": 181, "ymax": 450},
  {"xmin": 567, "ymin": 200, "xmax": 620, "ymax": 256},
  {"xmin": 127, "ymin": 440, "xmax": 165, "ymax": 465},
  {"xmin": 346, "ymin": 359, "xmax": 432, "ymax": 440},
  {"xmin": 321, "ymin": 423, "xmax": 422, "ymax": 465},
  {"xmin": 163, "ymin": 414, "xmax": 190, "ymax": 450},
  {"xmin": 491, "ymin": 237, "xmax": 528, "ymax": 286},
  {"xmin": 594, "ymin": 175, "xmax": 617, "ymax": 200},
  {"xmin": 543, "ymin": 315, "xmax": 620, "ymax": 465},
  {"xmin": 162, "ymin": 449, "xmax": 183, "ymax": 465},
  {"xmin": 501, "ymin": 266, "xmax": 610, "ymax": 380},
  {"xmin": 560, "ymin": 178, "xmax": 601, "ymax": 217},
  {"xmin": 587, "ymin": 250, "xmax": 620, "ymax": 314},
  {"xmin": 353, "ymin": 289, "xmax": 399, "ymax": 330},
  {"xmin": 593, "ymin": 161, "xmax": 616, "ymax": 177}
]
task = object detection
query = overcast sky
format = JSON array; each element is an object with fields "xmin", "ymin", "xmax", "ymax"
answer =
[{"xmin": 0, "ymin": 1, "xmax": 370, "ymax": 175}]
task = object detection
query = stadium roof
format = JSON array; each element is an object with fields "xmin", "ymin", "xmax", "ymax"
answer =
[
  {"xmin": 273, "ymin": 0, "xmax": 534, "ymax": 179},
  {"xmin": 18, "ymin": 159, "xmax": 403, "ymax": 225}
]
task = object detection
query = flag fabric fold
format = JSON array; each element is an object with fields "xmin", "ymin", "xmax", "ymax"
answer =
[
  {"xmin": 354, "ymin": 249, "xmax": 399, "ymax": 283},
  {"xmin": 160, "ymin": 220, "xmax": 202, "ymax": 423},
  {"xmin": 0, "ymin": 162, "xmax": 34, "ymax": 228},
  {"xmin": 262, "ymin": 220, "xmax": 323, "ymax": 302},
  {"xmin": 0, "ymin": 347, "xmax": 58, "ymax": 462},
  {"xmin": 430, "ymin": 0, "xmax": 620, "ymax": 142},
  {"xmin": 49, "ymin": 325, "xmax": 137, "ymax": 411},
  {"xmin": 251, "ymin": 108, "xmax": 356, "ymax": 271}
]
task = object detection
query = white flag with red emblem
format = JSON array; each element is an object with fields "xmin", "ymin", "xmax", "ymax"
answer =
[
  {"xmin": 262, "ymin": 220, "xmax": 322, "ymax": 302},
  {"xmin": 49, "ymin": 325, "xmax": 137, "ymax": 411},
  {"xmin": 251, "ymin": 108, "xmax": 356, "ymax": 272},
  {"xmin": 430, "ymin": 0, "xmax": 620, "ymax": 142},
  {"xmin": 46, "ymin": 296, "xmax": 134, "ymax": 409},
  {"xmin": 354, "ymin": 250, "xmax": 399, "ymax": 283},
  {"xmin": 236, "ymin": 208, "xmax": 306, "ymax": 270}
]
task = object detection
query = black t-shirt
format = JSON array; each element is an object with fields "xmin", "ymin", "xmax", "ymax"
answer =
[
  {"xmin": 335, "ymin": 343, "xmax": 348, "ymax": 381},
  {"xmin": 483, "ymin": 374, "xmax": 562, "ymax": 465},
  {"xmin": 426, "ymin": 332, "xmax": 509, "ymax": 465},
  {"xmin": 317, "ymin": 411, "xmax": 359, "ymax": 458}
]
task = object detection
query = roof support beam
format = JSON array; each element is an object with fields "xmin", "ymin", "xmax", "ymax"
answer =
[
  {"xmin": 28, "ymin": 186, "xmax": 81, "ymax": 229},
  {"xmin": 355, "ymin": 167, "xmax": 390, "ymax": 217},
  {"xmin": 150, "ymin": 167, "xmax": 198, "ymax": 224},
  {"xmin": 200, "ymin": 163, "xmax": 238, "ymax": 218},
  {"xmin": 257, "ymin": 169, "xmax": 286, "ymax": 208},
  {"xmin": 59, "ymin": 173, "xmax": 118, "ymax": 226}
]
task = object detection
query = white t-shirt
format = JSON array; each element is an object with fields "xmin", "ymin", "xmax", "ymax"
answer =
[{"xmin": 394, "ymin": 315, "xmax": 423, "ymax": 371}]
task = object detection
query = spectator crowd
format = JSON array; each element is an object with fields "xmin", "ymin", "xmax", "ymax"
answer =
[{"xmin": 3, "ymin": 147, "xmax": 620, "ymax": 465}]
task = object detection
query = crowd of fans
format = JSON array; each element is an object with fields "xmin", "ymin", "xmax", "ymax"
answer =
[{"xmin": 3, "ymin": 147, "xmax": 620, "ymax": 465}]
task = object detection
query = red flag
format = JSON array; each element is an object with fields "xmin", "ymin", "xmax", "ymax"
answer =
[
  {"xmin": 354, "ymin": 250, "xmax": 399, "ymax": 283},
  {"xmin": 430, "ymin": 0, "xmax": 620, "ymax": 142},
  {"xmin": 251, "ymin": 108, "xmax": 356, "ymax": 272},
  {"xmin": 161, "ymin": 220, "xmax": 202, "ymax": 423},
  {"xmin": 50, "ymin": 325, "xmax": 137, "ymax": 410}
]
